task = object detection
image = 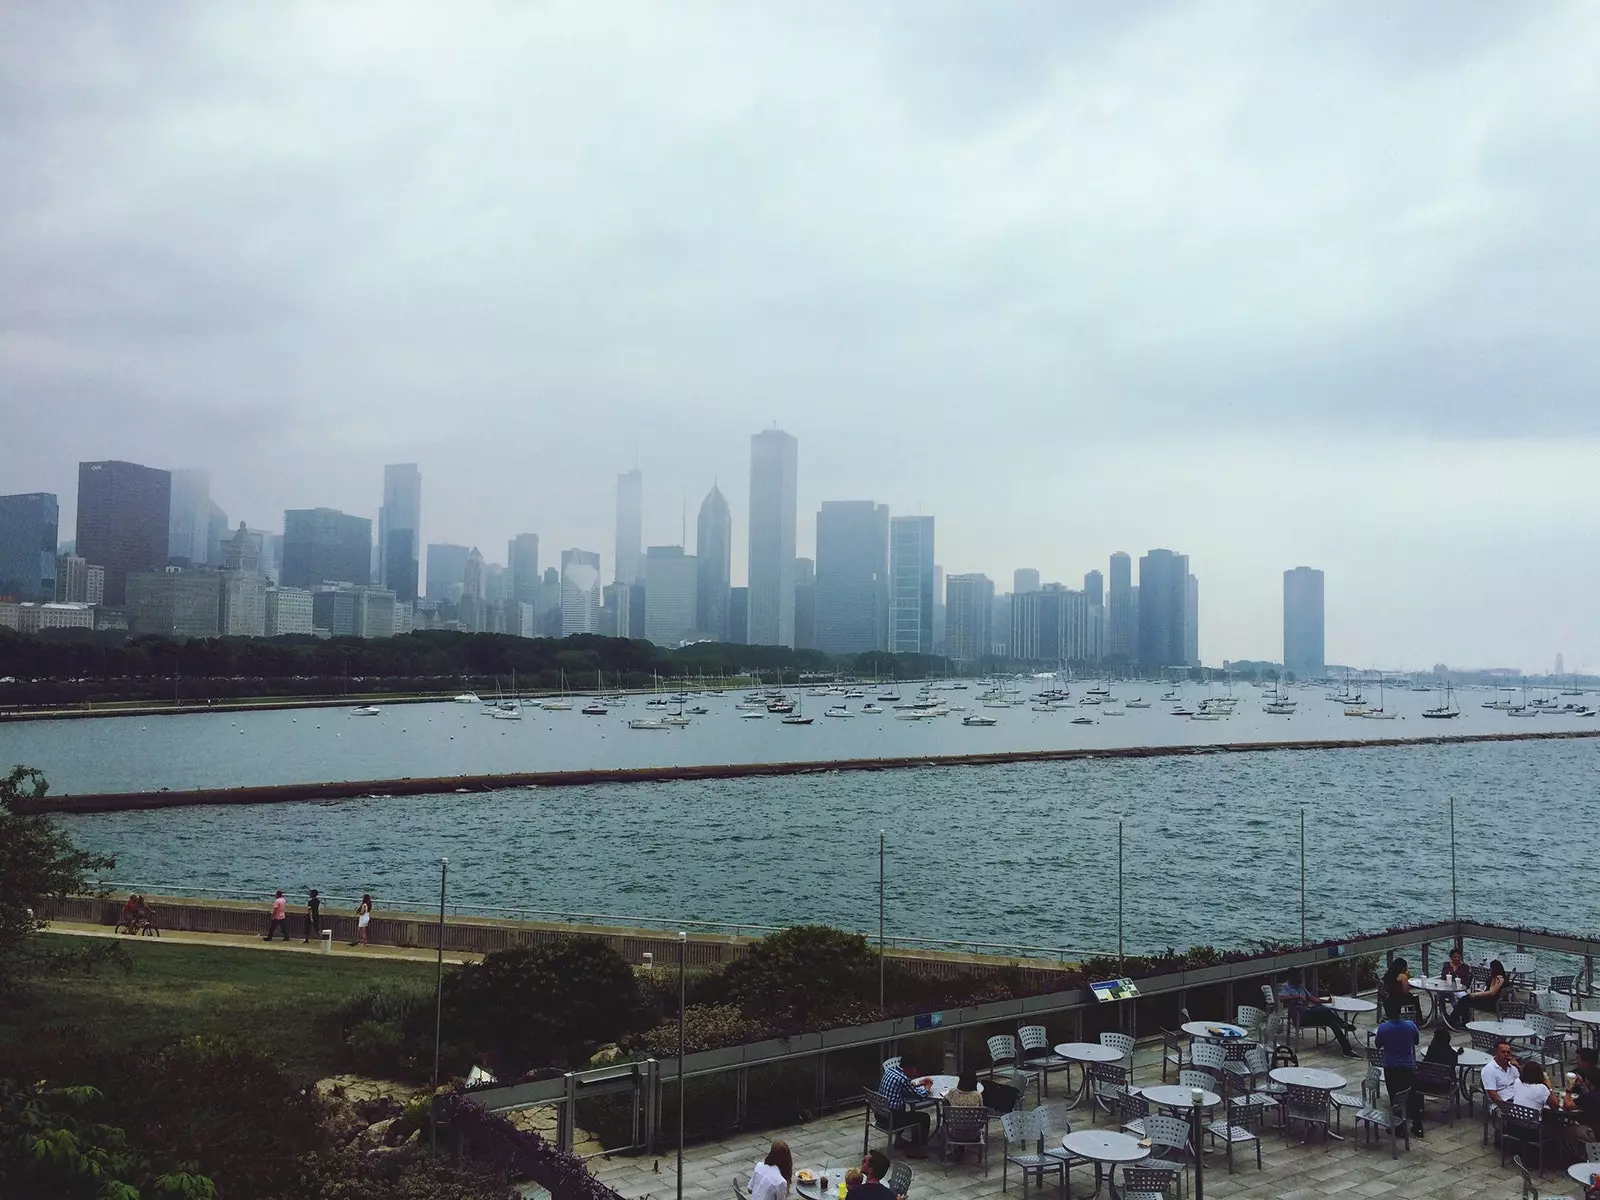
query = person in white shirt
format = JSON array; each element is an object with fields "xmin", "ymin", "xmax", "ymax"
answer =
[
  {"xmin": 1506, "ymin": 1062, "xmax": 1553, "ymax": 1112},
  {"xmin": 748, "ymin": 1141, "xmax": 793, "ymax": 1200},
  {"xmin": 1481, "ymin": 1041, "xmax": 1520, "ymax": 1108}
]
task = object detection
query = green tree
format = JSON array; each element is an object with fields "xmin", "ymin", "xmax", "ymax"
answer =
[
  {"xmin": 722, "ymin": 925, "xmax": 879, "ymax": 1027},
  {"xmin": 0, "ymin": 765, "xmax": 118, "ymax": 993}
]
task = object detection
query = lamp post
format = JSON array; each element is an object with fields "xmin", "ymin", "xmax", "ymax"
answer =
[
  {"xmin": 1449, "ymin": 794, "xmax": 1458, "ymax": 926},
  {"xmin": 1189, "ymin": 1095, "xmax": 1206, "ymax": 1199},
  {"xmin": 878, "ymin": 830, "xmax": 885, "ymax": 1008},
  {"xmin": 677, "ymin": 930, "xmax": 687, "ymax": 1200},
  {"xmin": 1299, "ymin": 806, "xmax": 1306, "ymax": 947},
  {"xmin": 432, "ymin": 856, "xmax": 448, "ymax": 1150},
  {"xmin": 1116, "ymin": 819, "xmax": 1124, "ymax": 975}
]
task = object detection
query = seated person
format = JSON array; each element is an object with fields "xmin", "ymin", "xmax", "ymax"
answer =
[
  {"xmin": 874, "ymin": 1057, "xmax": 931, "ymax": 1152},
  {"xmin": 854, "ymin": 1151, "xmax": 900, "ymax": 1200},
  {"xmin": 1481, "ymin": 1041, "xmax": 1521, "ymax": 1111},
  {"xmin": 1450, "ymin": 959, "xmax": 1509, "ymax": 1027},
  {"xmin": 1506, "ymin": 1061, "xmax": 1554, "ymax": 1111},
  {"xmin": 748, "ymin": 1142, "xmax": 792, "ymax": 1200},
  {"xmin": 1563, "ymin": 1063, "xmax": 1600, "ymax": 1154},
  {"xmin": 1421, "ymin": 1027, "xmax": 1460, "ymax": 1068},
  {"xmin": 1278, "ymin": 968, "xmax": 1356, "ymax": 1056},
  {"xmin": 842, "ymin": 1168, "xmax": 864, "ymax": 1195},
  {"xmin": 1442, "ymin": 947, "xmax": 1473, "ymax": 990},
  {"xmin": 944, "ymin": 1068, "xmax": 982, "ymax": 1108}
]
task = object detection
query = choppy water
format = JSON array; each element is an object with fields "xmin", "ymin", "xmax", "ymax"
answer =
[{"xmin": 53, "ymin": 736, "xmax": 1600, "ymax": 957}]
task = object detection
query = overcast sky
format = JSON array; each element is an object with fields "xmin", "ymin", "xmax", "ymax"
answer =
[{"xmin": 3, "ymin": 2, "xmax": 1597, "ymax": 671}]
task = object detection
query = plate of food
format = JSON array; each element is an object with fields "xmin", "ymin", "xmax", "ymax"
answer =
[{"xmin": 796, "ymin": 1171, "xmax": 815, "ymax": 1184}]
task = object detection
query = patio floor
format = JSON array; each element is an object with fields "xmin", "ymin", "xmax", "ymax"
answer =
[{"xmin": 588, "ymin": 1028, "xmax": 1583, "ymax": 1200}]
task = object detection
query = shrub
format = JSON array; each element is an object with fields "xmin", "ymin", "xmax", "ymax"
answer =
[
  {"xmin": 636, "ymin": 964, "xmax": 729, "ymax": 1019},
  {"xmin": 436, "ymin": 1093, "xmax": 627, "ymax": 1200},
  {"xmin": 722, "ymin": 925, "xmax": 878, "ymax": 1028},
  {"xmin": 627, "ymin": 1004, "xmax": 771, "ymax": 1058}
]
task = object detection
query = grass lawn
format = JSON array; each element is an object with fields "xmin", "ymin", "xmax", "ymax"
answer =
[{"xmin": 0, "ymin": 934, "xmax": 438, "ymax": 1083}]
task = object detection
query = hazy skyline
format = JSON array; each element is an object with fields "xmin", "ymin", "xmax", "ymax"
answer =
[{"xmin": 3, "ymin": 3, "xmax": 1597, "ymax": 671}]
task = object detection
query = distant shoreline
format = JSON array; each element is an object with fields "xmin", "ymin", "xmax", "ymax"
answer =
[{"xmin": 20, "ymin": 727, "xmax": 1599, "ymax": 815}]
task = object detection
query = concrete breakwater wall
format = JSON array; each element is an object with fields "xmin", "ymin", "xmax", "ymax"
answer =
[
  {"xmin": 45, "ymin": 893, "xmax": 1077, "ymax": 985},
  {"xmin": 17, "ymin": 728, "xmax": 1600, "ymax": 815}
]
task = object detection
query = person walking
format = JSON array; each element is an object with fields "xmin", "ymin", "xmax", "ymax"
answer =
[
  {"xmin": 263, "ymin": 890, "xmax": 289, "ymax": 942},
  {"xmin": 354, "ymin": 893, "xmax": 372, "ymax": 947},
  {"xmin": 302, "ymin": 889, "xmax": 322, "ymax": 943},
  {"xmin": 1374, "ymin": 1003, "xmax": 1425, "ymax": 1139}
]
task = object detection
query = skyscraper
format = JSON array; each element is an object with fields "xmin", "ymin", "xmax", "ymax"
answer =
[
  {"xmin": 1011, "ymin": 584, "xmax": 1066, "ymax": 662},
  {"xmin": 814, "ymin": 500, "xmax": 889, "ymax": 654},
  {"xmin": 425, "ymin": 543, "xmax": 470, "ymax": 601},
  {"xmin": 281, "ymin": 508, "xmax": 372, "ymax": 589},
  {"xmin": 1013, "ymin": 568, "xmax": 1041, "ymax": 595},
  {"xmin": 560, "ymin": 548, "xmax": 602, "ymax": 635},
  {"xmin": 460, "ymin": 547, "xmax": 485, "ymax": 633},
  {"xmin": 0, "ymin": 492, "xmax": 58, "ymax": 602},
  {"xmin": 1136, "ymin": 549, "xmax": 1190, "ymax": 669},
  {"xmin": 695, "ymin": 485, "xmax": 731, "ymax": 640},
  {"xmin": 888, "ymin": 515, "xmax": 935, "ymax": 654},
  {"xmin": 1185, "ymin": 573, "xmax": 1200, "ymax": 667},
  {"xmin": 1107, "ymin": 552, "xmax": 1134, "ymax": 661},
  {"xmin": 378, "ymin": 463, "xmax": 422, "ymax": 602},
  {"xmin": 77, "ymin": 461, "xmax": 172, "ymax": 606},
  {"xmin": 1283, "ymin": 566, "xmax": 1326, "ymax": 679},
  {"xmin": 747, "ymin": 428, "xmax": 798, "ymax": 647},
  {"xmin": 727, "ymin": 586, "xmax": 749, "ymax": 645},
  {"xmin": 166, "ymin": 468, "xmax": 211, "ymax": 566},
  {"xmin": 644, "ymin": 546, "xmax": 698, "ymax": 646},
  {"xmin": 1083, "ymin": 570, "xmax": 1104, "ymax": 607},
  {"xmin": 945, "ymin": 573, "xmax": 993, "ymax": 662},
  {"xmin": 508, "ymin": 534, "xmax": 540, "ymax": 606},
  {"xmin": 794, "ymin": 557, "xmax": 816, "ymax": 650},
  {"xmin": 615, "ymin": 468, "xmax": 643, "ymax": 586}
]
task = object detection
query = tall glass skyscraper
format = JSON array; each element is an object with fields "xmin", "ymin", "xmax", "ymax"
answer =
[
  {"xmin": 888, "ymin": 515, "xmax": 934, "ymax": 654},
  {"xmin": 0, "ymin": 492, "xmax": 59, "ymax": 602},
  {"xmin": 944, "ymin": 573, "xmax": 993, "ymax": 662},
  {"xmin": 77, "ymin": 460, "xmax": 172, "ymax": 606},
  {"xmin": 695, "ymin": 485, "xmax": 731, "ymax": 640},
  {"xmin": 814, "ymin": 500, "xmax": 888, "ymax": 654},
  {"xmin": 379, "ymin": 463, "xmax": 422, "ymax": 602},
  {"xmin": 508, "ymin": 533, "xmax": 540, "ymax": 606},
  {"xmin": 614, "ymin": 468, "xmax": 643, "ymax": 586},
  {"xmin": 1136, "ymin": 548, "xmax": 1190, "ymax": 669},
  {"xmin": 1107, "ymin": 551, "xmax": 1134, "ymax": 661},
  {"xmin": 1283, "ymin": 566, "xmax": 1326, "ymax": 679},
  {"xmin": 746, "ymin": 429, "xmax": 797, "ymax": 648},
  {"xmin": 281, "ymin": 508, "xmax": 372, "ymax": 589}
]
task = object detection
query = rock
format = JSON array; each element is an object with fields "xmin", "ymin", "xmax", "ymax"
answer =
[
  {"xmin": 358, "ymin": 1117, "xmax": 398, "ymax": 1147},
  {"xmin": 588, "ymin": 1044, "xmax": 623, "ymax": 1067},
  {"xmin": 314, "ymin": 1074, "xmax": 416, "ymax": 1105}
]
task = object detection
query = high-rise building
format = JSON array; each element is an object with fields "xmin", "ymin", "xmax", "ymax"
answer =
[
  {"xmin": 205, "ymin": 501, "xmax": 228, "ymax": 567},
  {"xmin": 508, "ymin": 534, "xmax": 540, "ymax": 605},
  {"xmin": 265, "ymin": 587, "xmax": 314, "ymax": 636},
  {"xmin": 644, "ymin": 545, "xmax": 698, "ymax": 646},
  {"xmin": 460, "ymin": 547, "xmax": 486, "ymax": 633},
  {"xmin": 888, "ymin": 516, "xmax": 935, "ymax": 654},
  {"xmin": 1283, "ymin": 567, "xmax": 1326, "ymax": 679},
  {"xmin": 560, "ymin": 549, "xmax": 602, "ymax": 635},
  {"xmin": 727, "ymin": 586, "xmax": 749, "ymax": 645},
  {"xmin": 1084, "ymin": 570, "xmax": 1104, "ymax": 607},
  {"xmin": 602, "ymin": 582, "xmax": 633, "ymax": 638},
  {"xmin": 0, "ymin": 492, "xmax": 59, "ymax": 602},
  {"xmin": 1108, "ymin": 552, "xmax": 1134, "ymax": 661},
  {"xmin": 126, "ymin": 569, "xmax": 222, "ymax": 638},
  {"xmin": 77, "ymin": 461, "xmax": 172, "ymax": 606},
  {"xmin": 281, "ymin": 508, "xmax": 371, "ymax": 589},
  {"xmin": 166, "ymin": 469, "xmax": 211, "ymax": 566},
  {"xmin": 1136, "ymin": 549, "xmax": 1190, "ymax": 669},
  {"xmin": 425, "ymin": 543, "xmax": 470, "ymax": 601},
  {"xmin": 54, "ymin": 554, "xmax": 87, "ymax": 603},
  {"xmin": 991, "ymin": 592, "xmax": 1011, "ymax": 656},
  {"xmin": 378, "ymin": 463, "xmax": 422, "ymax": 602},
  {"xmin": 220, "ymin": 573, "xmax": 267, "ymax": 636},
  {"xmin": 945, "ymin": 573, "xmax": 994, "ymax": 662},
  {"xmin": 794, "ymin": 557, "xmax": 816, "ymax": 650},
  {"xmin": 1013, "ymin": 568, "xmax": 1041, "ymax": 595},
  {"xmin": 694, "ymin": 486, "xmax": 732, "ymax": 640},
  {"xmin": 1011, "ymin": 584, "xmax": 1066, "ymax": 663},
  {"xmin": 1185, "ymin": 573, "xmax": 1199, "ymax": 667},
  {"xmin": 814, "ymin": 501, "xmax": 889, "ymax": 654},
  {"xmin": 536, "ymin": 567, "xmax": 562, "ymax": 636},
  {"xmin": 747, "ymin": 428, "xmax": 798, "ymax": 647},
  {"xmin": 615, "ymin": 468, "xmax": 643, "ymax": 586},
  {"xmin": 220, "ymin": 523, "xmax": 263, "ymax": 574}
]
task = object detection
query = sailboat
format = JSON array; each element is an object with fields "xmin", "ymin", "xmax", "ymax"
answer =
[
  {"xmin": 1422, "ymin": 683, "xmax": 1460, "ymax": 719},
  {"xmin": 1360, "ymin": 677, "xmax": 1397, "ymax": 719},
  {"xmin": 542, "ymin": 671, "xmax": 572, "ymax": 711}
]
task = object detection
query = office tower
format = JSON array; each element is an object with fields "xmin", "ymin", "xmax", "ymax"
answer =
[
  {"xmin": 0, "ymin": 492, "xmax": 59, "ymax": 602},
  {"xmin": 695, "ymin": 485, "xmax": 732, "ymax": 640},
  {"xmin": 265, "ymin": 587, "xmax": 314, "ymax": 636},
  {"xmin": 814, "ymin": 500, "xmax": 889, "ymax": 654},
  {"xmin": 281, "ymin": 508, "xmax": 372, "ymax": 589},
  {"xmin": 205, "ymin": 501, "xmax": 228, "ymax": 567},
  {"xmin": 76, "ymin": 461, "xmax": 172, "ymax": 606},
  {"xmin": 931, "ymin": 565, "xmax": 945, "ymax": 653},
  {"xmin": 220, "ymin": 573, "xmax": 267, "ymax": 636},
  {"xmin": 727, "ymin": 586, "xmax": 749, "ymax": 645},
  {"xmin": 378, "ymin": 463, "xmax": 422, "ymax": 602},
  {"xmin": 1185, "ymin": 574, "xmax": 1199, "ymax": 667},
  {"xmin": 1107, "ymin": 552, "xmax": 1134, "ymax": 661},
  {"xmin": 249, "ymin": 530, "xmax": 282, "ymax": 584},
  {"xmin": 991, "ymin": 592, "xmax": 1011, "ymax": 656},
  {"xmin": 126, "ymin": 569, "xmax": 223, "ymax": 638},
  {"xmin": 483, "ymin": 562, "xmax": 506, "ymax": 605},
  {"xmin": 794, "ymin": 557, "xmax": 816, "ymax": 650},
  {"xmin": 615, "ymin": 468, "xmax": 643, "ymax": 586},
  {"xmin": 166, "ymin": 469, "xmax": 210, "ymax": 566},
  {"xmin": 220, "ymin": 523, "xmax": 263, "ymax": 574},
  {"xmin": 1013, "ymin": 568, "xmax": 1041, "ymax": 595},
  {"xmin": 1011, "ymin": 584, "xmax": 1066, "ymax": 662},
  {"xmin": 460, "ymin": 547, "xmax": 485, "ymax": 633},
  {"xmin": 54, "ymin": 553, "xmax": 87, "ymax": 603},
  {"xmin": 1062, "ymin": 587, "xmax": 1095, "ymax": 662},
  {"xmin": 508, "ymin": 534, "xmax": 540, "ymax": 605},
  {"xmin": 945, "ymin": 573, "xmax": 994, "ymax": 662},
  {"xmin": 560, "ymin": 549, "xmax": 602, "ymax": 635},
  {"xmin": 602, "ymin": 582, "xmax": 633, "ymax": 638},
  {"xmin": 425, "ymin": 543, "xmax": 470, "ymax": 601},
  {"xmin": 1136, "ymin": 549, "xmax": 1190, "ymax": 668},
  {"xmin": 1283, "ymin": 567, "xmax": 1326, "ymax": 679},
  {"xmin": 353, "ymin": 588, "xmax": 396, "ymax": 638},
  {"xmin": 1084, "ymin": 570, "xmax": 1104, "ymax": 608},
  {"xmin": 747, "ymin": 428, "xmax": 798, "ymax": 647},
  {"xmin": 888, "ymin": 516, "xmax": 935, "ymax": 654},
  {"xmin": 644, "ymin": 546, "xmax": 698, "ymax": 645}
]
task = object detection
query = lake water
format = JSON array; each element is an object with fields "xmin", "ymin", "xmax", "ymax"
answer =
[
  {"xmin": 49, "ymin": 733, "xmax": 1600, "ymax": 958},
  {"xmin": 2, "ymin": 682, "xmax": 1593, "ymax": 796}
]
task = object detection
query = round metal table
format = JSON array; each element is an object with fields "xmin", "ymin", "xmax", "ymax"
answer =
[
  {"xmin": 1570, "ymin": 1009, "xmax": 1600, "ymax": 1050},
  {"xmin": 1570, "ymin": 1162, "xmax": 1600, "ymax": 1187},
  {"xmin": 1269, "ymin": 1066, "xmax": 1347, "ymax": 1090},
  {"xmin": 1467, "ymin": 1019, "xmax": 1536, "ymax": 1043},
  {"xmin": 1054, "ymin": 1043, "xmax": 1125, "ymax": 1110},
  {"xmin": 1060, "ymin": 1129, "xmax": 1150, "ymax": 1198},
  {"xmin": 1138, "ymin": 1083, "xmax": 1221, "ymax": 1114},
  {"xmin": 1407, "ymin": 976, "xmax": 1461, "ymax": 1027},
  {"xmin": 1181, "ymin": 1020, "xmax": 1248, "ymax": 1042}
]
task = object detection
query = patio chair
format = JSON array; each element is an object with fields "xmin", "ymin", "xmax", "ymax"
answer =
[
  {"xmin": 1187, "ymin": 1040, "xmax": 1225, "ymax": 1079},
  {"xmin": 862, "ymin": 1087, "xmax": 909, "ymax": 1154},
  {"xmin": 885, "ymin": 1161, "xmax": 913, "ymax": 1200},
  {"xmin": 1160, "ymin": 1027, "xmax": 1187, "ymax": 1082},
  {"xmin": 999, "ymin": 1108, "xmax": 1065, "ymax": 1198},
  {"xmin": 1499, "ymin": 999, "xmax": 1530, "ymax": 1021},
  {"xmin": 1470, "ymin": 1029, "xmax": 1502, "ymax": 1052},
  {"xmin": 1220, "ymin": 1042, "xmax": 1265, "ymax": 1095},
  {"xmin": 883, "ymin": 1055, "xmax": 902, "ymax": 1074},
  {"xmin": 1178, "ymin": 1069, "xmax": 1219, "ymax": 1106},
  {"xmin": 1414, "ymin": 1060, "xmax": 1459, "ymax": 1124},
  {"xmin": 1087, "ymin": 1061, "xmax": 1130, "ymax": 1125},
  {"xmin": 1513, "ymin": 1153, "xmax": 1566, "ymax": 1200},
  {"xmin": 1143, "ymin": 1114, "xmax": 1193, "ymax": 1194},
  {"xmin": 733, "ymin": 1177, "xmax": 749, "ymax": 1200},
  {"xmin": 1281, "ymin": 1083, "xmax": 1332, "ymax": 1144},
  {"xmin": 1120, "ymin": 1165, "xmax": 1180, "ymax": 1200},
  {"xmin": 1099, "ymin": 1031, "xmax": 1134, "ymax": 1065},
  {"xmin": 1260, "ymin": 983, "xmax": 1276, "ymax": 1012},
  {"xmin": 1354, "ymin": 1087, "xmax": 1411, "ymax": 1158},
  {"xmin": 1206, "ymin": 1094, "xmax": 1265, "ymax": 1173},
  {"xmin": 986, "ymin": 1035, "xmax": 1041, "ymax": 1100},
  {"xmin": 1119, "ymin": 1090, "xmax": 1150, "ymax": 1138},
  {"xmin": 1331, "ymin": 1065, "xmax": 1380, "ymax": 1134},
  {"xmin": 1525, "ymin": 1032, "xmax": 1568, "ymax": 1082},
  {"xmin": 1235, "ymin": 1004, "xmax": 1267, "ymax": 1042},
  {"xmin": 1500, "ymin": 1102, "xmax": 1560, "ymax": 1173},
  {"xmin": 1264, "ymin": 1010, "xmax": 1297, "ymax": 1067},
  {"xmin": 1507, "ymin": 953, "xmax": 1537, "ymax": 990},
  {"xmin": 938, "ymin": 1105, "xmax": 989, "ymax": 1174},
  {"xmin": 1017, "ymin": 1025, "xmax": 1072, "ymax": 1097}
]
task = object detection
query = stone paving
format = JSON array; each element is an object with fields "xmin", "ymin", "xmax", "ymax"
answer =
[{"xmin": 589, "ymin": 1030, "xmax": 1585, "ymax": 1200}]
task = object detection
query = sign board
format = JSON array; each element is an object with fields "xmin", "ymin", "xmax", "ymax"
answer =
[
  {"xmin": 913, "ymin": 1011, "xmax": 944, "ymax": 1031},
  {"xmin": 1090, "ymin": 978, "xmax": 1140, "ymax": 1002}
]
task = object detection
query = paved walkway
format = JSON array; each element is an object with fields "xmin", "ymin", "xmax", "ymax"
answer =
[
  {"xmin": 47, "ymin": 919, "xmax": 481, "ymax": 965},
  {"xmin": 589, "ymin": 1026, "xmax": 1579, "ymax": 1200}
]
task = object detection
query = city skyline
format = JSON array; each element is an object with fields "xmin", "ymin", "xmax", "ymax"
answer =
[{"xmin": 3, "ymin": 5, "xmax": 1597, "ymax": 669}]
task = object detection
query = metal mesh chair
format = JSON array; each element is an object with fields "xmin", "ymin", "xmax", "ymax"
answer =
[
  {"xmin": 1178, "ymin": 1069, "xmax": 1218, "ymax": 1103},
  {"xmin": 1470, "ymin": 1029, "xmax": 1502, "ymax": 1052},
  {"xmin": 1099, "ymin": 1031, "xmax": 1134, "ymax": 1064},
  {"xmin": 1188, "ymin": 1040, "xmax": 1225, "ymax": 1077},
  {"xmin": 1121, "ymin": 1165, "xmax": 1180, "ymax": 1200},
  {"xmin": 1331, "ymin": 1065, "xmax": 1379, "ymax": 1134},
  {"xmin": 1143, "ymin": 1114, "xmax": 1192, "ymax": 1192},
  {"xmin": 999, "ymin": 1108, "xmax": 1063, "ymax": 1198},
  {"xmin": 987, "ymin": 1035, "xmax": 1041, "ymax": 1100},
  {"xmin": 1507, "ymin": 953, "xmax": 1538, "ymax": 989},
  {"xmin": 1235, "ymin": 1004, "xmax": 1267, "ymax": 1041},
  {"xmin": 1260, "ymin": 983, "xmax": 1277, "ymax": 1011},
  {"xmin": 885, "ymin": 1161, "xmax": 913, "ymax": 1199},
  {"xmin": 863, "ymin": 1087, "xmax": 904, "ymax": 1153},
  {"xmin": 1087, "ymin": 1061, "xmax": 1130, "ymax": 1125},
  {"xmin": 1017, "ymin": 1025, "xmax": 1072, "ymax": 1097},
  {"xmin": 1501, "ymin": 1102, "xmax": 1560, "ymax": 1173},
  {"xmin": 733, "ymin": 1177, "xmax": 749, "ymax": 1200},
  {"xmin": 1205, "ymin": 1094, "xmax": 1265, "ymax": 1173},
  {"xmin": 1355, "ymin": 1088, "xmax": 1411, "ymax": 1158},
  {"xmin": 1281, "ymin": 1083, "xmax": 1332, "ymax": 1144},
  {"xmin": 1499, "ymin": 999, "xmax": 1531, "ymax": 1021},
  {"xmin": 1119, "ymin": 1090, "xmax": 1150, "ymax": 1137},
  {"xmin": 1160, "ymin": 1027, "xmax": 1187, "ymax": 1082},
  {"xmin": 939, "ymin": 1105, "xmax": 989, "ymax": 1174},
  {"xmin": 1415, "ymin": 1060, "xmax": 1459, "ymax": 1124},
  {"xmin": 1221, "ymin": 1042, "xmax": 1265, "ymax": 1095},
  {"xmin": 1526, "ymin": 1032, "xmax": 1568, "ymax": 1082},
  {"xmin": 1513, "ymin": 1153, "xmax": 1567, "ymax": 1200}
]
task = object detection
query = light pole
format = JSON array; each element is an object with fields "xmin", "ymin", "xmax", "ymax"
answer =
[
  {"xmin": 1449, "ymin": 794, "xmax": 1458, "ymax": 926},
  {"xmin": 1189, "ymin": 1095, "xmax": 1206, "ymax": 1199},
  {"xmin": 677, "ymin": 930, "xmax": 687, "ymax": 1200},
  {"xmin": 1299, "ymin": 806, "xmax": 1306, "ymax": 947},
  {"xmin": 432, "ymin": 856, "xmax": 448, "ymax": 1150},
  {"xmin": 1116, "ymin": 819, "xmax": 1124, "ymax": 975},
  {"xmin": 878, "ymin": 831, "xmax": 886, "ymax": 1008}
]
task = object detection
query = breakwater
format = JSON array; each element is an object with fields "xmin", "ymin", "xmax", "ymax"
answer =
[{"xmin": 17, "ymin": 727, "xmax": 1600, "ymax": 814}]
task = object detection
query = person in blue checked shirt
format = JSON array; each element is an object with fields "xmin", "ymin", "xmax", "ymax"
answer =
[{"xmin": 875, "ymin": 1056, "xmax": 931, "ymax": 1154}]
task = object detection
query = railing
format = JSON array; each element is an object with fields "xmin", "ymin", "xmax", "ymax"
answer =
[{"xmin": 465, "ymin": 917, "xmax": 1599, "ymax": 1158}]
